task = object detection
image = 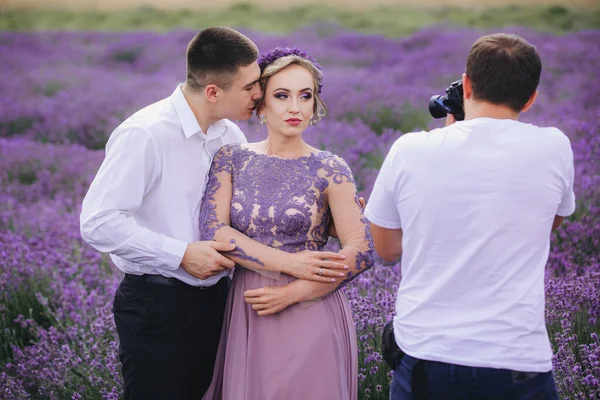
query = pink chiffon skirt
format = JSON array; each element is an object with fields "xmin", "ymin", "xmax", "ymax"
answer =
[{"xmin": 202, "ymin": 267, "xmax": 358, "ymax": 400}]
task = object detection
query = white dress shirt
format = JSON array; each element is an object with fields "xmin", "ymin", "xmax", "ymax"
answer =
[{"xmin": 80, "ymin": 85, "xmax": 247, "ymax": 287}]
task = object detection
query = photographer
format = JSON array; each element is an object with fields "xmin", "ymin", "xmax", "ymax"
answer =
[{"xmin": 364, "ymin": 33, "xmax": 575, "ymax": 399}]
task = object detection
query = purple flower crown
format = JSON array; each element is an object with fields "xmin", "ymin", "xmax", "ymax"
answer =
[{"xmin": 257, "ymin": 47, "xmax": 323, "ymax": 94}]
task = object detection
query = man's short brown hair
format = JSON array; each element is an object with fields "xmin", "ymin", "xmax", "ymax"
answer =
[
  {"xmin": 186, "ymin": 27, "xmax": 258, "ymax": 91},
  {"xmin": 466, "ymin": 33, "xmax": 542, "ymax": 112}
]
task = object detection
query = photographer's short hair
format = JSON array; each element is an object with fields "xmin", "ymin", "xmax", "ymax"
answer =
[
  {"xmin": 466, "ymin": 33, "xmax": 542, "ymax": 112},
  {"xmin": 186, "ymin": 27, "xmax": 258, "ymax": 91}
]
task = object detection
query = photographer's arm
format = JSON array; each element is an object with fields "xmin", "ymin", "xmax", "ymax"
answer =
[
  {"xmin": 552, "ymin": 216, "xmax": 565, "ymax": 231},
  {"xmin": 552, "ymin": 133, "xmax": 576, "ymax": 232},
  {"xmin": 370, "ymin": 224, "xmax": 403, "ymax": 262}
]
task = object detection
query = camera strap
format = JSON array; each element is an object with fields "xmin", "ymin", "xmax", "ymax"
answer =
[
  {"xmin": 412, "ymin": 359, "xmax": 428, "ymax": 399},
  {"xmin": 382, "ymin": 320, "xmax": 429, "ymax": 398}
]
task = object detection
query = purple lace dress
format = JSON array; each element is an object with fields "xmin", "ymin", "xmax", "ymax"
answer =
[{"xmin": 199, "ymin": 144, "xmax": 374, "ymax": 400}]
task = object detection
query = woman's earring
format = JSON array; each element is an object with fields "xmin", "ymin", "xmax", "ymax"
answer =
[
  {"xmin": 259, "ymin": 115, "xmax": 266, "ymax": 127},
  {"xmin": 309, "ymin": 116, "xmax": 315, "ymax": 126}
]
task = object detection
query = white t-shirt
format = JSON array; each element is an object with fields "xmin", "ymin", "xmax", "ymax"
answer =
[{"xmin": 364, "ymin": 117, "xmax": 576, "ymax": 372}]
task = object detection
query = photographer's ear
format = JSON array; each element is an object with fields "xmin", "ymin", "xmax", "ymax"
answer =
[
  {"xmin": 520, "ymin": 90, "xmax": 539, "ymax": 113},
  {"xmin": 462, "ymin": 73, "xmax": 473, "ymax": 100},
  {"xmin": 204, "ymin": 84, "xmax": 219, "ymax": 104}
]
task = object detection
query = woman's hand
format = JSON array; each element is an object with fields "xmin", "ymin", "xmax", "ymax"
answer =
[
  {"xmin": 244, "ymin": 285, "xmax": 298, "ymax": 316},
  {"xmin": 282, "ymin": 250, "xmax": 349, "ymax": 283}
]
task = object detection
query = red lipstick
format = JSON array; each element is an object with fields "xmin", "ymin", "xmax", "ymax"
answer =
[{"xmin": 285, "ymin": 118, "xmax": 302, "ymax": 126}]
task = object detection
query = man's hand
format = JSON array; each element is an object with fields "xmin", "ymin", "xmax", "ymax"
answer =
[
  {"xmin": 180, "ymin": 241, "xmax": 236, "ymax": 280},
  {"xmin": 445, "ymin": 114, "xmax": 457, "ymax": 126},
  {"xmin": 328, "ymin": 196, "xmax": 366, "ymax": 238},
  {"xmin": 282, "ymin": 250, "xmax": 349, "ymax": 283},
  {"xmin": 358, "ymin": 196, "xmax": 366, "ymax": 210},
  {"xmin": 244, "ymin": 285, "xmax": 297, "ymax": 316}
]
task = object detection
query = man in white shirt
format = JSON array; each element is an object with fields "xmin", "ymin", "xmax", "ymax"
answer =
[
  {"xmin": 365, "ymin": 33, "xmax": 575, "ymax": 399},
  {"xmin": 80, "ymin": 27, "xmax": 348, "ymax": 400}
]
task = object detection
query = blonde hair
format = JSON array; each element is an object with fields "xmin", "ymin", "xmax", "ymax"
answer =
[{"xmin": 255, "ymin": 55, "xmax": 327, "ymax": 124}]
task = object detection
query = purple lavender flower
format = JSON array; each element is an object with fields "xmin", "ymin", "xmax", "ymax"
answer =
[{"xmin": 0, "ymin": 26, "xmax": 599, "ymax": 400}]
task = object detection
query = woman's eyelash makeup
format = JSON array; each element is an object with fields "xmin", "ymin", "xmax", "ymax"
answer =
[{"xmin": 274, "ymin": 93, "xmax": 312, "ymax": 99}]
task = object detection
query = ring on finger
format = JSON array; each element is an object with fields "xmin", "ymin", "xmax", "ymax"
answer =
[{"xmin": 318, "ymin": 268, "xmax": 323, "ymax": 276}]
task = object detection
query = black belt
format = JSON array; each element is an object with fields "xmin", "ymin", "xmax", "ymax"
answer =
[{"xmin": 124, "ymin": 273, "xmax": 222, "ymax": 289}]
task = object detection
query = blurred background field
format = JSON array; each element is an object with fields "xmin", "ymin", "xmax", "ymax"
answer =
[
  {"xmin": 2, "ymin": 2, "xmax": 600, "ymax": 35},
  {"xmin": 1, "ymin": 1, "xmax": 600, "ymax": 399}
]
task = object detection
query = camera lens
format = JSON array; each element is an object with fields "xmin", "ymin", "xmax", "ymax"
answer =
[{"xmin": 428, "ymin": 95, "xmax": 448, "ymax": 119}]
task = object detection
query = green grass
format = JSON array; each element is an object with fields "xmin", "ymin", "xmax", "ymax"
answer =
[
  {"xmin": 0, "ymin": 277, "xmax": 55, "ymax": 363},
  {"xmin": 1, "ymin": 3, "xmax": 599, "ymax": 35}
]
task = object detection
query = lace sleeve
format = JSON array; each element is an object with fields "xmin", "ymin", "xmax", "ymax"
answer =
[
  {"xmin": 323, "ymin": 155, "xmax": 375, "ymax": 289},
  {"xmin": 199, "ymin": 145, "xmax": 234, "ymax": 241},
  {"xmin": 293, "ymin": 154, "xmax": 376, "ymax": 308},
  {"xmin": 198, "ymin": 145, "xmax": 282, "ymax": 279}
]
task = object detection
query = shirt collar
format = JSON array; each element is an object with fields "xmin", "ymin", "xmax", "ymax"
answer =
[{"xmin": 170, "ymin": 84, "xmax": 228, "ymax": 140}]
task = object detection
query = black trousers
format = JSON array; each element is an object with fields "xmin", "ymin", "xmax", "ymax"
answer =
[{"xmin": 112, "ymin": 274, "xmax": 229, "ymax": 400}]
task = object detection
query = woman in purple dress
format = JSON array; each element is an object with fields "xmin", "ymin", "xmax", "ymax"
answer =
[{"xmin": 200, "ymin": 48, "xmax": 375, "ymax": 400}]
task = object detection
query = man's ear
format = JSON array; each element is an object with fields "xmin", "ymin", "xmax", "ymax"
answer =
[
  {"xmin": 205, "ymin": 84, "xmax": 219, "ymax": 103},
  {"xmin": 520, "ymin": 90, "xmax": 538, "ymax": 113},
  {"xmin": 462, "ymin": 73, "xmax": 473, "ymax": 100}
]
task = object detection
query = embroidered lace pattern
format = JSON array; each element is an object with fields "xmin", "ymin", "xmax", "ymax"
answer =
[{"xmin": 199, "ymin": 143, "xmax": 374, "ymax": 286}]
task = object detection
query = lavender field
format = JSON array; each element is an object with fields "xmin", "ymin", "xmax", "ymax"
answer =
[{"xmin": 1, "ymin": 24, "xmax": 599, "ymax": 399}]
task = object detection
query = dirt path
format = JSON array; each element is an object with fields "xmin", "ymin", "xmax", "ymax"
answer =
[{"xmin": 5, "ymin": 0, "xmax": 599, "ymax": 10}]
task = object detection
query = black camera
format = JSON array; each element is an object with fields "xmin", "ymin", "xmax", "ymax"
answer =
[{"xmin": 428, "ymin": 79, "xmax": 465, "ymax": 121}]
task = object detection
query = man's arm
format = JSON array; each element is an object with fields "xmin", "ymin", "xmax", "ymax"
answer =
[
  {"xmin": 80, "ymin": 127, "xmax": 187, "ymax": 270},
  {"xmin": 552, "ymin": 130, "xmax": 576, "ymax": 232},
  {"xmin": 370, "ymin": 224, "xmax": 403, "ymax": 262},
  {"xmin": 552, "ymin": 216, "xmax": 565, "ymax": 231}
]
